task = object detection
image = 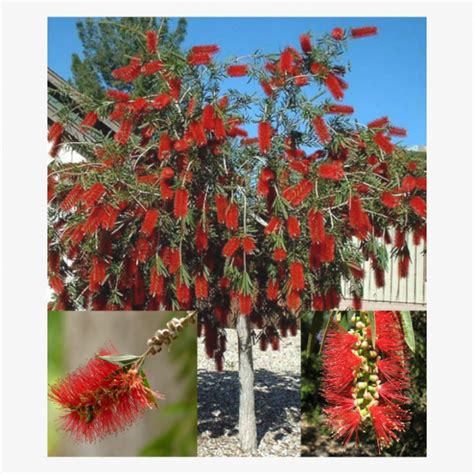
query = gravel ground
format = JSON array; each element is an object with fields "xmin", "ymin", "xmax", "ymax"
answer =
[{"xmin": 198, "ymin": 329, "xmax": 301, "ymax": 457}]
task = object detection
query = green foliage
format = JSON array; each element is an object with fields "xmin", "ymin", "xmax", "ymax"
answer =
[
  {"xmin": 301, "ymin": 311, "xmax": 427, "ymax": 457},
  {"xmin": 71, "ymin": 17, "xmax": 187, "ymax": 99}
]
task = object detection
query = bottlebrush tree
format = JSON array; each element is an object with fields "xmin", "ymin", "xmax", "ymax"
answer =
[{"xmin": 48, "ymin": 22, "xmax": 426, "ymax": 453}]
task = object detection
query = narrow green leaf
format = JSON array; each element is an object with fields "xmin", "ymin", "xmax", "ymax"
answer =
[
  {"xmin": 400, "ymin": 311, "xmax": 416, "ymax": 353},
  {"xmin": 368, "ymin": 311, "xmax": 377, "ymax": 350},
  {"xmin": 318, "ymin": 311, "xmax": 336, "ymax": 355},
  {"xmin": 306, "ymin": 311, "xmax": 324, "ymax": 355},
  {"xmin": 98, "ymin": 354, "xmax": 141, "ymax": 367}
]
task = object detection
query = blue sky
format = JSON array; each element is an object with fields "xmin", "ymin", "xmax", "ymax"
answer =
[{"xmin": 48, "ymin": 17, "xmax": 426, "ymax": 146}]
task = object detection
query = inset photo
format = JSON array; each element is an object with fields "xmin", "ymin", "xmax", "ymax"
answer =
[
  {"xmin": 301, "ymin": 310, "xmax": 426, "ymax": 457},
  {"xmin": 48, "ymin": 311, "xmax": 197, "ymax": 456},
  {"xmin": 197, "ymin": 312, "xmax": 300, "ymax": 457}
]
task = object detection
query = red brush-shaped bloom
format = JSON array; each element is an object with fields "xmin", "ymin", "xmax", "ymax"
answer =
[
  {"xmin": 242, "ymin": 236, "xmax": 256, "ymax": 254},
  {"xmin": 141, "ymin": 60, "xmax": 164, "ymax": 77},
  {"xmin": 60, "ymin": 184, "xmax": 84, "ymax": 211},
  {"xmin": 320, "ymin": 234, "xmax": 336, "ymax": 262},
  {"xmin": 146, "ymin": 30, "xmax": 158, "ymax": 54},
  {"xmin": 282, "ymin": 179, "xmax": 313, "ymax": 206},
  {"xmin": 192, "ymin": 44, "xmax": 220, "ymax": 54},
  {"xmin": 238, "ymin": 293, "xmax": 253, "ymax": 316},
  {"xmin": 227, "ymin": 64, "xmax": 249, "ymax": 77},
  {"xmin": 225, "ymin": 203, "xmax": 239, "ymax": 230},
  {"xmin": 273, "ymin": 247, "xmax": 287, "ymax": 261},
  {"xmin": 140, "ymin": 209, "xmax": 159, "ymax": 236},
  {"xmin": 300, "ymin": 34, "xmax": 312, "ymax": 53},
  {"xmin": 149, "ymin": 267, "xmax": 165, "ymax": 297},
  {"xmin": 188, "ymin": 52, "xmax": 212, "ymax": 66},
  {"xmin": 313, "ymin": 116, "xmax": 331, "ymax": 144},
  {"xmin": 176, "ymin": 276, "xmax": 191, "ymax": 308},
  {"xmin": 325, "ymin": 74, "xmax": 344, "ymax": 101},
  {"xmin": 195, "ymin": 222, "xmax": 208, "ymax": 253},
  {"xmin": 289, "ymin": 261, "xmax": 305, "ymax": 290},
  {"xmin": 81, "ymin": 112, "xmax": 98, "ymax": 130},
  {"xmin": 279, "ymin": 48, "xmax": 293, "ymax": 74},
  {"xmin": 326, "ymin": 104, "xmax": 354, "ymax": 115},
  {"xmin": 222, "ymin": 236, "xmax": 241, "ymax": 257},
  {"xmin": 201, "ymin": 104, "xmax": 215, "ymax": 130},
  {"xmin": 215, "ymin": 194, "xmax": 228, "ymax": 224},
  {"xmin": 373, "ymin": 132, "xmax": 395, "ymax": 154},
  {"xmin": 351, "ymin": 26, "xmax": 378, "ymax": 38},
  {"xmin": 409, "ymin": 196, "xmax": 427, "ymax": 218},
  {"xmin": 331, "ymin": 27, "xmax": 345, "ymax": 40},
  {"xmin": 266, "ymin": 279, "xmax": 279, "ymax": 301},
  {"xmin": 115, "ymin": 119, "xmax": 133, "ymax": 145},
  {"xmin": 106, "ymin": 89, "xmax": 130, "ymax": 102},
  {"xmin": 388, "ymin": 126, "xmax": 407, "ymax": 137},
  {"xmin": 367, "ymin": 116, "xmax": 389, "ymax": 129},
  {"xmin": 318, "ymin": 160, "xmax": 344, "ymax": 180},
  {"xmin": 195, "ymin": 274, "xmax": 209, "ymax": 300},
  {"xmin": 49, "ymin": 346, "xmax": 161, "ymax": 442},
  {"xmin": 322, "ymin": 312, "xmax": 411, "ymax": 449},
  {"xmin": 82, "ymin": 183, "xmax": 106, "ymax": 209},
  {"xmin": 50, "ymin": 274, "xmax": 65, "ymax": 294},
  {"xmin": 158, "ymin": 133, "xmax": 172, "ymax": 161},
  {"xmin": 287, "ymin": 216, "xmax": 301, "ymax": 239},
  {"xmin": 381, "ymin": 191, "xmax": 401, "ymax": 209},
  {"xmin": 258, "ymin": 121, "xmax": 272, "ymax": 154},
  {"xmin": 308, "ymin": 209, "xmax": 326, "ymax": 244},
  {"xmin": 173, "ymin": 188, "xmax": 189, "ymax": 219},
  {"xmin": 48, "ymin": 122, "xmax": 64, "ymax": 143},
  {"xmin": 286, "ymin": 290, "xmax": 302, "ymax": 312}
]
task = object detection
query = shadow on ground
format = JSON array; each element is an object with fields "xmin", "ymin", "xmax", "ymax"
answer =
[{"xmin": 198, "ymin": 369, "xmax": 300, "ymax": 445}]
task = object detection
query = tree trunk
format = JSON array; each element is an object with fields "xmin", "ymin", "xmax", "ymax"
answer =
[{"xmin": 236, "ymin": 314, "xmax": 257, "ymax": 454}]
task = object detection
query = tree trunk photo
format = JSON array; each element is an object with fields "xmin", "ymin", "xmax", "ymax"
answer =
[{"xmin": 236, "ymin": 314, "xmax": 257, "ymax": 454}]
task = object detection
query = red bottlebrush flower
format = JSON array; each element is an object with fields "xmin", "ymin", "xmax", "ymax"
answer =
[
  {"xmin": 266, "ymin": 279, "xmax": 279, "ymax": 301},
  {"xmin": 188, "ymin": 52, "xmax": 212, "ymax": 66},
  {"xmin": 398, "ymin": 253, "xmax": 410, "ymax": 278},
  {"xmin": 48, "ymin": 122, "xmax": 64, "ymax": 143},
  {"xmin": 158, "ymin": 133, "xmax": 172, "ymax": 161},
  {"xmin": 289, "ymin": 261, "xmax": 305, "ymax": 290},
  {"xmin": 189, "ymin": 120, "xmax": 207, "ymax": 146},
  {"xmin": 60, "ymin": 184, "xmax": 84, "ymax": 211},
  {"xmin": 373, "ymin": 132, "xmax": 395, "ymax": 154},
  {"xmin": 192, "ymin": 44, "xmax": 220, "ymax": 54},
  {"xmin": 89, "ymin": 256, "xmax": 107, "ymax": 291},
  {"xmin": 146, "ymin": 30, "xmax": 158, "ymax": 54},
  {"xmin": 222, "ymin": 236, "xmax": 241, "ymax": 257},
  {"xmin": 195, "ymin": 274, "xmax": 209, "ymax": 300},
  {"xmin": 225, "ymin": 203, "xmax": 239, "ymax": 230},
  {"xmin": 80, "ymin": 112, "xmax": 98, "ymax": 130},
  {"xmin": 331, "ymin": 27, "xmax": 345, "ymax": 40},
  {"xmin": 49, "ymin": 345, "xmax": 161, "ymax": 442},
  {"xmin": 260, "ymin": 79, "xmax": 274, "ymax": 97},
  {"xmin": 370, "ymin": 404, "xmax": 408, "ymax": 449},
  {"xmin": 349, "ymin": 195, "xmax": 372, "ymax": 238},
  {"xmin": 368, "ymin": 116, "xmax": 389, "ymax": 129},
  {"xmin": 409, "ymin": 196, "xmax": 426, "ymax": 218},
  {"xmin": 213, "ymin": 117, "xmax": 227, "ymax": 139},
  {"xmin": 300, "ymin": 33, "xmax": 312, "ymax": 53},
  {"xmin": 282, "ymin": 179, "xmax": 313, "ymax": 206},
  {"xmin": 318, "ymin": 160, "xmax": 344, "ymax": 180},
  {"xmin": 112, "ymin": 59, "xmax": 141, "ymax": 83},
  {"xmin": 149, "ymin": 267, "xmax": 165, "ymax": 297},
  {"xmin": 351, "ymin": 26, "xmax": 378, "ymax": 38},
  {"xmin": 195, "ymin": 222, "xmax": 208, "ymax": 253},
  {"xmin": 202, "ymin": 104, "xmax": 215, "ymax": 130},
  {"xmin": 242, "ymin": 236, "xmax": 256, "ymax": 254},
  {"xmin": 167, "ymin": 77, "xmax": 181, "ymax": 100},
  {"xmin": 294, "ymin": 75, "xmax": 309, "ymax": 87},
  {"xmin": 257, "ymin": 167, "xmax": 275, "ymax": 197},
  {"xmin": 287, "ymin": 216, "xmax": 301, "ymax": 239},
  {"xmin": 326, "ymin": 104, "xmax": 354, "ymax": 115},
  {"xmin": 401, "ymin": 175, "xmax": 417, "ymax": 192},
  {"xmin": 140, "ymin": 209, "xmax": 159, "ymax": 236},
  {"xmin": 115, "ymin": 119, "xmax": 133, "ymax": 145},
  {"xmin": 394, "ymin": 228, "xmax": 406, "ymax": 248},
  {"xmin": 381, "ymin": 191, "xmax": 401, "ymax": 209},
  {"xmin": 308, "ymin": 209, "xmax": 326, "ymax": 244},
  {"xmin": 215, "ymin": 194, "xmax": 228, "ymax": 224},
  {"xmin": 407, "ymin": 161, "xmax": 418, "ymax": 172},
  {"xmin": 279, "ymin": 48, "xmax": 293, "ymax": 74},
  {"xmin": 325, "ymin": 74, "xmax": 344, "ymax": 101},
  {"xmin": 176, "ymin": 277, "xmax": 191, "ymax": 307},
  {"xmin": 141, "ymin": 60, "xmax": 163, "ymax": 76},
  {"xmin": 320, "ymin": 234, "xmax": 336, "ymax": 262},
  {"xmin": 348, "ymin": 263, "xmax": 365, "ymax": 280},
  {"xmin": 416, "ymin": 176, "xmax": 427, "ymax": 191},
  {"xmin": 273, "ymin": 247, "xmax": 287, "ymax": 262},
  {"xmin": 265, "ymin": 216, "xmax": 282, "ymax": 235},
  {"xmin": 50, "ymin": 274, "xmax": 65, "ymax": 294},
  {"xmin": 152, "ymin": 93, "xmax": 171, "ymax": 110},
  {"xmin": 258, "ymin": 121, "xmax": 272, "ymax": 154},
  {"xmin": 388, "ymin": 126, "xmax": 407, "ymax": 137},
  {"xmin": 286, "ymin": 290, "xmax": 302, "ymax": 312},
  {"xmin": 238, "ymin": 293, "xmax": 252, "ymax": 316},
  {"xmin": 173, "ymin": 188, "xmax": 189, "ymax": 219},
  {"xmin": 313, "ymin": 116, "xmax": 331, "ymax": 144},
  {"xmin": 227, "ymin": 64, "xmax": 248, "ymax": 77},
  {"xmin": 106, "ymin": 89, "xmax": 130, "ymax": 102},
  {"xmin": 81, "ymin": 183, "xmax": 106, "ymax": 209}
]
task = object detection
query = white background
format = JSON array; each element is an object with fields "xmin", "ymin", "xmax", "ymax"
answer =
[{"xmin": 1, "ymin": 1, "xmax": 472, "ymax": 473}]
